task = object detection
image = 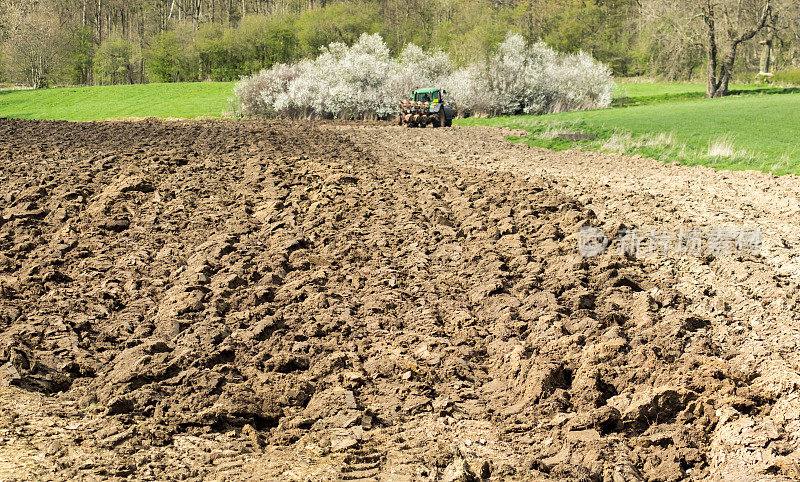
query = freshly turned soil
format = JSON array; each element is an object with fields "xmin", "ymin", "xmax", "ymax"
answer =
[{"xmin": 0, "ymin": 118, "xmax": 798, "ymax": 481}]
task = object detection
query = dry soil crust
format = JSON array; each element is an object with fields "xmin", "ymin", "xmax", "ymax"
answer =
[{"xmin": 0, "ymin": 118, "xmax": 798, "ymax": 481}]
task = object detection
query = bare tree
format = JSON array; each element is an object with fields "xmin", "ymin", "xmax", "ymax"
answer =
[
  {"xmin": 703, "ymin": 0, "xmax": 772, "ymax": 97},
  {"xmin": 764, "ymin": 0, "xmax": 800, "ymax": 71},
  {"xmin": 639, "ymin": 2, "xmax": 706, "ymax": 81},
  {"xmin": 3, "ymin": 5, "xmax": 62, "ymax": 87},
  {"xmin": 642, "ymin": 0, "xmax": 774, "ymax": 97}
]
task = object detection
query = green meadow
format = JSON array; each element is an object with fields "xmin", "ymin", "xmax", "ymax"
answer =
[{"xmin": 0, "ymin": 82, "xmax": 235, "ymax": 121}]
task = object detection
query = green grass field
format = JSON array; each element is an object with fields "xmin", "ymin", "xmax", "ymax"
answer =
[
  {"xmin": 458, "ymin": 82, "xmax": 800, "ymax": 175},
  {"xmin": 612, "ymin": 81, "xmax": 783, "ymax": 98},
  {"xmin": 0, "ymin": 82, "xmax": 235, "ymax": 121},
  {"xmin": 611, "ymin": 81, "xmax": 796, "ymax": 107}
]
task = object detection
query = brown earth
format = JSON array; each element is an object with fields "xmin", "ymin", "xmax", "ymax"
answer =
[{"xmin": 0, "ymin": 118, "xmax": 799, "ymax": 481}]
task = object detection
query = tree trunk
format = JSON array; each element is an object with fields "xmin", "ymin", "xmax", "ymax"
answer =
[
  {"xmin": 704, "ymin": 1, "xmax": 718, "ymax": 97},
  {"xmin": 759, "ymin": 30, "xmax": 774, "ymax": 73},
  {"xmin": 97, "ymin": 0, "xmax": 103, "ymax": 43},
  {"xmin": 705, "ymin": 0, "xmax": 771, "ymax": 98},
  {"xmin": 714, "ymin": 48, "xmax": 738, "ymax": 97}
]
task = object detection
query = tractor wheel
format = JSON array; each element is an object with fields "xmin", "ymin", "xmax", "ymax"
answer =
[
  {"xmin": 445, "ymin": 118, "xmax": 452, "ymax": 127},
  {"xmin": 433, "ymin": 110, "xmax": 445, "ymax": 128},
  {"xmin": 397, "ymin": 115, "xmax": 403, "ymax": 126}
]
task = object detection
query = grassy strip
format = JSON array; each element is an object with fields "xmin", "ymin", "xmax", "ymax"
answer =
[
  {"xmin": 614, "ymin": 81, "xmax": 778, "ymax": 98},
  {"xmin": 614, "ymin": 82, "xmax": 799, "ymax": 107},
  {"xmin": 457, "ymin": 92, "xmax": 800, "ymax": 175},
  {"xmin": 0, "ymin": 82, "xmax": 236, "ymax": 121}
]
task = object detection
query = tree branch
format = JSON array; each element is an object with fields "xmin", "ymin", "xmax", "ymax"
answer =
[{"xmin": 732, "ymin": 0, "xmax": 771, "ymax": 46}]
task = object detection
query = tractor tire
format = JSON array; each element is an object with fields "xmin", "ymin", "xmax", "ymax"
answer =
[
  {"xmin": 445, "ymin": 118, "xmax": 452, "ymax": 127},
  {"xmin": 433, "ymin": 110, "xmax": 445, "ymax": 128}
]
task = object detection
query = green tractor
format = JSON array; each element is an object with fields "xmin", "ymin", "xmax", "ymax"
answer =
[{"xmin": 398, "ymin": 88, "xmax": 455, "ymax": 128}]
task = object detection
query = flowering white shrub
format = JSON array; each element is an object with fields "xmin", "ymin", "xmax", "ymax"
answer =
[
  {"xmin": 313, "ymin": 34, "xmax": 398, "ymax": 119},
  {"xmin": 392, "ymin": 44, "xmax": 453, "ymax": 94},
  {"xmin": 441, "ymin": 64, "xmax": 491, "ymax": 117},
  {"xmin": 233, "ymin": 62, "xmax": 301, "ymax": 117},
  {"xmin": 484, "ymin": 33, "xmax": 530, "ymax": 115},
  {"xmin": 453, "ymin": 35, "xmax": 614, "ymax": 116},
  {"xmin": 235, "ymin": 32, "xmax": 614, "ymax": 119},
  {"xmin": 550, "ymin": 50, "xmax": 615, "ymax": 113},
  {"xmin": 521, "ymin": 42, "xmax": 561, "ymax": 114}
]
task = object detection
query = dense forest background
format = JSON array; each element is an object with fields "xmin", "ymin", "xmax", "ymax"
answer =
[{"xmin": 0, "ymin": 0, "xmax": 798, "ymax": 88}]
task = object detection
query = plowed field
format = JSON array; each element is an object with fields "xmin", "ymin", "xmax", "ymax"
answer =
[{"xmin": 1, "ymin": 118, "xmax": 799, "ymax": 481}]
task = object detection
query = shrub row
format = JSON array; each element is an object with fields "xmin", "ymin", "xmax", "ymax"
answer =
[{"xmin": 235, "ymin": 33, "xmax": 615, "ymax": 119}]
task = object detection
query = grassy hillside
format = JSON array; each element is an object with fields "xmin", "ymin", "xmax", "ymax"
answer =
[
  {"xmin": 458, "ymin": 88, "xmax": 800, "ymax": 175},
  {"xmin": 0, "ymin": 82, "xmax": 235, "ymax": 121}
]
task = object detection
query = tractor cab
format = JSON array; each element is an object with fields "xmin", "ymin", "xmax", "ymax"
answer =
[{"xmin": 413, "ymin": 88, "xmax": 442, "ymax": 104}]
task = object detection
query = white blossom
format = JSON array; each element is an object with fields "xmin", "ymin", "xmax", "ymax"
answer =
[{"xmin": 235, "ymin": 32, "xmax": 615, "ymax": 119}]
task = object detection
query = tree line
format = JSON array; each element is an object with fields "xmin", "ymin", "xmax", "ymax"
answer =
[{"xmin": 1, "ymin": 0, "xmax": 799, "ymax": 96}]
